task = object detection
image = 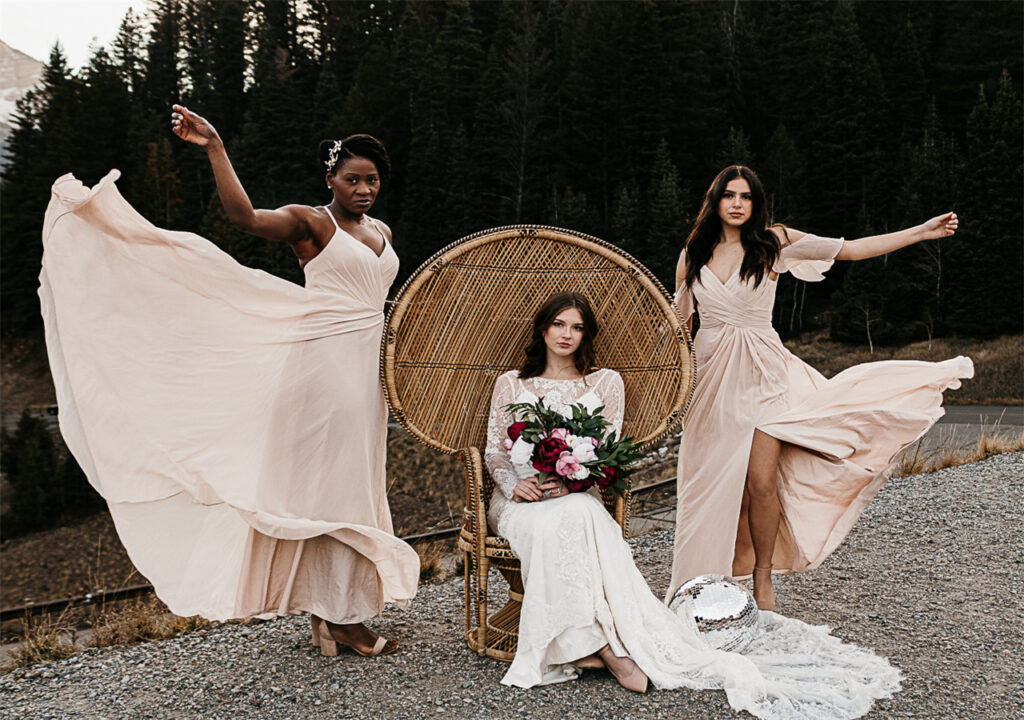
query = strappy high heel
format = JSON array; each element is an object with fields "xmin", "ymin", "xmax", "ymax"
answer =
[
  {"xmin": 312, "ymin": 616, "xmax": 397, "ymax": 657},
  {"xmin": 598, "ymin": 645, "xmax": 648, "ymax": 693}
]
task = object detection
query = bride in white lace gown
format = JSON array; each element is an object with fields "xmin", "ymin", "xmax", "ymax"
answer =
[{"xmin": 483, "ymin": 293, "xmax": 901, "ymax": 719}]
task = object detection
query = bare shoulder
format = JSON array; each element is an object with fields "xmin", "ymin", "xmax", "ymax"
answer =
[
  {"xmin": 769, "ymin": 225, "xmax": 806, "ymax": 247},
  {"xmin": 279, "ymin": 203, "xmax": 328, "ymax": 233}
]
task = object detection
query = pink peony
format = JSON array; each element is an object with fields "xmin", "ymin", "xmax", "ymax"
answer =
[
  {"xmin": 555, "ymin": 451, "xmax": 581, "ymax": 478},
  {"xmin": 550, "ymin": 428, "xmax": 570, "ymax": 441}
]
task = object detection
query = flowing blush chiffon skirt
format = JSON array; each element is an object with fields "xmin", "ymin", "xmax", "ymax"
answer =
[{"xmin": 39, "ymin": 170, "xmax": 419, "ymax": 621}]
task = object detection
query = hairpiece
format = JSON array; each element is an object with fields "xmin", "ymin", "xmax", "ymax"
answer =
[{"xmin": 324, "ymin": 140, "xmax": 344, "ymax": 172}]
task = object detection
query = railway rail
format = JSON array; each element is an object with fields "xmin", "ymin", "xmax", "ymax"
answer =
[{"xmin": 1, "ymin": 477, "xmax": 677, "ymax": 623}]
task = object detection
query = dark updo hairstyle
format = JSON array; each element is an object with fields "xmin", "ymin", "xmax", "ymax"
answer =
[
  {"xmin": 519, "ymin": 292, "xmax": 599, "ymax": 380},
  {"xmin": 682, "ymin": 165, "xmax": 782, "ymax": 290},
  {"xmin": 318, "ymin": 134, "xmax": 391, "ymax": 183}
]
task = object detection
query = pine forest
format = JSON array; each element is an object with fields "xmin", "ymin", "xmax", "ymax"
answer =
[{"xmin": 2, "ymin": 0, "xmax": 1021, "ymax": 346}]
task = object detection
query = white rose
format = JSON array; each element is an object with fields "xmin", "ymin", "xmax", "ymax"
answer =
[
  {"xmin": 509, "ymin": 437, "xmax": 535, "ymax": 466},
  {"xmin": 572, "ymin": 442, "xmax": 597, "ymax": 463},
  {"xmin": 571, "ymin": 465, "xmax": 591, "ymax": 481}
]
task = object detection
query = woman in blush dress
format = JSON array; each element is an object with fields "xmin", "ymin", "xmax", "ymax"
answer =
[
  {"xmin": 670, "ymin": 165, "xmax": 973, "ymax": 610},
  {"xmin": 483, "ymin": 293, "xmax": 903, "ymax": 720},
  {"xmin": 37, "ymin": 105, "xmax": 419, "ymax": 658}
]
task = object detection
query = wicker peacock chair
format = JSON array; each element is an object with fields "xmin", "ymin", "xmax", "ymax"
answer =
[{"xmin": 381, "ymin": 225, "xmax": 695, "ymax": 661}]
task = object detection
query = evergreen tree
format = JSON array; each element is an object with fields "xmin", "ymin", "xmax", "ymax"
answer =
[
  {"xmin": 0, "ymin": 45, "xmax": 79, "ymax": 336},
  {"xmin": 805, "ymin": 1, "xmax": 888, "ymax": 234},
  {"xmin": 646, "ymin": 139, "xmax": 686, "ymax": 286},
  {"xmin": 716, "ymin": 126, "xmax": 753, "ymax": 168},
  {"xmin": 1, "ymin": 413, "xmax": 58, "ymax": 536},
  {"xmin": 948, "ymin": 72, "xmax": 1023, "ymax": 336},
  {"xmin": 611, "ymin": 183, "xmax": 643, "ymax": 259}
]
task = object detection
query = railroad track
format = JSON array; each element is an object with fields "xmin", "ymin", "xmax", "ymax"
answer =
[{"xmin": 1, "ymin": 478, "xmax": 677, "ymax": 623}]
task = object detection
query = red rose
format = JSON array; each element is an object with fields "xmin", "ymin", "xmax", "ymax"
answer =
[
  {"xmin": 532, "ymin": 436, "xmax": 569, "ymax": 473},
  {"xmin": 507, "ymin": 421, "xmax": 528, "ymax": 442},
  {"xmin": 595, "ymin": 465, "xmax": 620, "ymax": 488},
  {"xmin": 564, "ymin": 477, "xmax": 594, "ymax": 493}
]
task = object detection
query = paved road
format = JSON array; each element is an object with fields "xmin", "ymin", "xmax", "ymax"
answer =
[{"xmin": 938, "ymin": 405, "xmax": 1022, "ymax": 425}]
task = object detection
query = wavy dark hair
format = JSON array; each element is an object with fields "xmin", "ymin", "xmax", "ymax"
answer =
[
  {"xmin": 519, "ymin": 293, "xmax": 599, "ymax": 380},
  {"xmin": 318, "ymin": 134, "xmax": 391, "ymax": 182},
  {"xmin": 682, "ymin": 165, "xmax": 782, "ymax": 289}
]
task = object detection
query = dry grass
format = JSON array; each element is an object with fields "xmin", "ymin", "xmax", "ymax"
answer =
[
  {"xmin": 2, "ymin": 609, "xmax": 79, "ymax": 670},
  {"xmin": 87, "ymin": 597, "xmax": 211, "ymax": 649},
  {"xmin": 414, "ymin": 539, "xmax": 463, "ymax": 584},
  {"xmin": 785, "ymin": 332, "xmax": 1023, "ymax": 405},
  {"xmin": 415, "ymin": 541, "xmax": 447, "ymax": 584},
  {"xmin": 892, "ymin": 428, "xmax": 1024, "ymax": 478}
]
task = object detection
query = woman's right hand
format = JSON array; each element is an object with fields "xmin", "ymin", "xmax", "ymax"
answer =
[
  {"xmin": 171, "ymin": 104, "xmax": 219, "ymax": 148},
  {"xmin": 513, "ymin": 477, "xmax": 565, "ymax": 502}
]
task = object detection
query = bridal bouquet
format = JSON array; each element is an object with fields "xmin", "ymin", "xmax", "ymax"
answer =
[{"xmin": 503, "ymin": 397, "xmax": 640, "ymax": 496}]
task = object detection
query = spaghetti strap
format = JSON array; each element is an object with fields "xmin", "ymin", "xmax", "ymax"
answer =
[{"xmin": 322, "ymin": 206, "xmax": 342, "ymax": 231}]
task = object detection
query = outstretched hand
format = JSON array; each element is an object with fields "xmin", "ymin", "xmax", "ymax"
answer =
[
  {"xmin": 920, "ymin": 211, "xmax": 958, "ymax": 240},
  {"xmin": 171, "ymin": 104, "xmax": 218, "ymax": 147}
]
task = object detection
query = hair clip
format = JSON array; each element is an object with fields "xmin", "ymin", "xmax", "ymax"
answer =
[{"xmin": 324, "ymin": 140, "xmax": 344, "ymax": 171}]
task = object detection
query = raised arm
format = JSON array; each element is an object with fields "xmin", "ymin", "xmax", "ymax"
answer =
[
  {"xmin": 774, "ymin": 213, "xmax": 958, "ymax": 263},
  {"xmin": 835, "ymin": 212, "xmax": 958, "ymax": 261},
  {"xmin": 171, "ymin": 104, "xmax": 313, "ymax": 244}
]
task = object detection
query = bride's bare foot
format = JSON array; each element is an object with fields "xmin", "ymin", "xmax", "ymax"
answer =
[
  {"xmin": 752, "ymin": 566, "xmax": 776, "ymax": 611},
  {"xmin": 312, "ymin": 615, "xmax": 397, "ymax": 657},
  {"xmin": 574, "ymin": 652, "xmax": 605, "ymax": 670},
  {"xmin": 597, "ymin": 645, "xmax": 648, "ymax": 693}
]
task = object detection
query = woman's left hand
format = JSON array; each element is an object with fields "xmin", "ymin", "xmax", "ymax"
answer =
[{"xmin": 920, "ymin": 212, "xmax": 958, "ymax": 240}]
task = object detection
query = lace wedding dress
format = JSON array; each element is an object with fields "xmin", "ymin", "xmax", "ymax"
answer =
[{"xmin": 484, "ymin": 369, "xmax": 901, "ymax": 719}]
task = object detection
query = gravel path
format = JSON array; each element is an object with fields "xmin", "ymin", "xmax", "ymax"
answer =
[{"xmin": 2, "ymin": 452, "xmax": 1022, "ymax": 720}]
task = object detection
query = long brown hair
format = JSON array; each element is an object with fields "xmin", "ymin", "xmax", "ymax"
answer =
[
  {"xmin": 682, "ymin": 165, "xmax": 782, "ymax": 289},
  {"xmin": 518, "ymin": 293, "xmax": 599, "ymax": 379}
]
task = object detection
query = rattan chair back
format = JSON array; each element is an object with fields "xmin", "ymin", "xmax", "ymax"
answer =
[{"xmin": 382, "ymin": 225, "xmax": 694, "ymax": 456}]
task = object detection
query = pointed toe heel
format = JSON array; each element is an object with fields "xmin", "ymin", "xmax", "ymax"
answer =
[{"xmin": 598, "ymin": 645, "xmax": 648, "ymax": 693}]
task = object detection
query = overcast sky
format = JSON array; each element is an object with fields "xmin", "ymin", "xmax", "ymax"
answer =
[{"xmin": 1, "ymin": 0, "xmax": 148, "ymax": 69}]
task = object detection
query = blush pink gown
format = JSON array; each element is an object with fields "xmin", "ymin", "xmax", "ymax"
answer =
[
  {"xmin": 669, "ymin": 234, "xmax": 973, "ymax": 593},
  {"xmin": 39, "ymin": 170, "xmax": 419, "ymax": 622}
]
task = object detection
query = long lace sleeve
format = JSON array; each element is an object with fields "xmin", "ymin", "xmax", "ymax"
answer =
[
  {"xmin": 485, "ymin": 373, "xmax": 520, "ymax": 500},
  {"xmin": 594, "ymin": 369, "xmax": 626, "ymax": 437}
]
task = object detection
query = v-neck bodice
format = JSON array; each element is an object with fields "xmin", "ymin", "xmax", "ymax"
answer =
[{"xmin": 303, "ymin": 211, "xmax": 399, "ymax": 312}]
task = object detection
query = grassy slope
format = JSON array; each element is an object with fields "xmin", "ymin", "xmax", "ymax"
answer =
[{"xmin": 783, "ymin": 332, "xmax": 1022, "ymax": 405}]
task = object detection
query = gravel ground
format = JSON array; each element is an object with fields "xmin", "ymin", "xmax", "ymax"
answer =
[{"xmin": 2, "ymin": 452, "xmax": 1022, "ymax": 720}]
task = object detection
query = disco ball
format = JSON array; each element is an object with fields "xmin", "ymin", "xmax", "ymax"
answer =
[{"xmin": 667, "ymin": 574, "xmax": 760, "ymax": 653}]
